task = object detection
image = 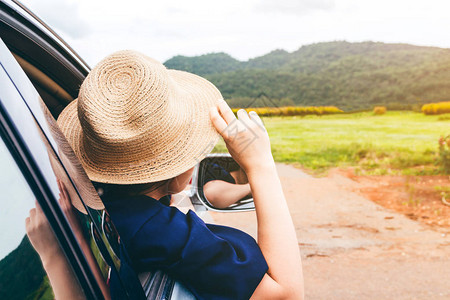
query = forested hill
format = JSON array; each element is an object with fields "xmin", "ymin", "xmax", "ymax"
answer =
[{"xmin": 164, "ymin": 41, "xmax": 450, "ymax": 111}]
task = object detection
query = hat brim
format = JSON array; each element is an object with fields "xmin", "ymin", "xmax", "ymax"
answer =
[{"xmin": 57, "ymin": 70, "xmax": 221, "ymax": 184}]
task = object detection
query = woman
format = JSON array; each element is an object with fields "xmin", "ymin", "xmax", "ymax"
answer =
[{"xmin": 54, "ymin": 50, "xmax": 303, "ymax": 299}]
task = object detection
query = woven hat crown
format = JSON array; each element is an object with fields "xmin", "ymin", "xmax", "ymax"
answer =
[
  {"xmin": 78, "ymin": 51, "xmax": 178, "ymax": 161},
  {"xmin": 57, "ymin": 50, "xmax": 222, "ymax": 184},
  {"xmin": 79, "ymin": 51, "xmax": 169, "ymax": 143}
]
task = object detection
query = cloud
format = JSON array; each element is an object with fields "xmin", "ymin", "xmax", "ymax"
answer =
[
  {"xmin": 23, "ymin": 0, "xmax": 90, "ymax": 38},
  {"xmin": 20, "ymin": 0, "xmax": 450, "ymax": 66},
  {"xmin": 255, "ymin": 0, "xmax": 335, "ymax": 16}
]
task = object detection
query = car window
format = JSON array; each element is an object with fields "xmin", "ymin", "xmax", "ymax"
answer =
[
  {"xmin": 23, "ymin": 95, "xmax": 146, "ymax": 299},
  {"xmin": 0, "ymin": 135, "xmax": 83, "ymax": 300},
  {"xmin": 0, "ymin": 31, "xmax": 183, "ymax": 298},
  {"xmin": 35, "ymin": 95, "xmax": 142, "ymax": 299},
  {"xmin": 0, "ymin": 36, "xmax": 142, "ymax": 299}
]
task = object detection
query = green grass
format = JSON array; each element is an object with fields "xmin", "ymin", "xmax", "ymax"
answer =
[
  {"xmin": 26, "ymin": 276, "xmax": 54, "ymax": 300},
  {"xmin": 213, "ymin": 111, "xmax": 450, "ymax": 175}
]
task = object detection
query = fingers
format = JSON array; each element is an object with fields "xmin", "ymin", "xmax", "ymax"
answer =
[
  {"xmin": 27, "ymin": 208, "xmax": 37, "ymax": 232},
  {"xmin": 217, "ymin": 100, "xmax": 236, "ymax": 124},
  {"xmin": 34, "ymin": 200, "xmax": 45, "ymax": 217},
  {"xmin": 210, "ymin": 106, "xmax": 228, "ymax": 138},
  {"xmin": 61, "ymin": 182, "xmax": 69, "ymax": 200},
  {"xmin": 249, "ymin": 111, "xmax": 266, "ymax": 130},
  {"xmin": 57, "ymin": 179, "xmax": 65, "ymax": 204},
  {"xmin": 25, "ymin": 216, "xmax": 32, "ymax": 236},
  {"xmin": 239, "ymin": 109, "xmax": 266, "ymax": 133},
  {"xmin": 57, "ymin": 179, "xmax": 65, "ymax": 198},
  {"xmin": 237, "ymin": 109, "xmax": 251, "ymax": 123},
  {"xmin": 58, "ymin": 194, "xmax": 64, "ymax": 208},
  {"xmin": 57, "ymin": 179, "xmax": 70, "ymax": 209}
]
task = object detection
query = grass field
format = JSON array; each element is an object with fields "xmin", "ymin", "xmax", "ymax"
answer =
[{"xmin": 213, "ymin": 111, "xmax": 450, "ymax": 175}]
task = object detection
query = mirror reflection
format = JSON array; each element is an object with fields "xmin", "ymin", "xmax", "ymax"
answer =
[
  {"xmin": 0, "ymin": 138, "xmax": 61, "ymax": 300},
  {"xmin": 200, "ymin": 156, "xmax": 254, "ymax": 210}
]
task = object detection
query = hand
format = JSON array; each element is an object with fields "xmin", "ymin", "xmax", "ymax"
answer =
[
  {"xmin": 210, "ymin": 100, "xmax": 275, "ymax": 175},
  {"xmin": 25, "ymin": 200, "xmax": 62, "ymax": 266},
  {"xmin": 58, "ymin": 181, "xmax": 111, "ymax": 300},
  {"xmin": 57, "ymin": 179, "xmax": 84, "ymax": 242}
]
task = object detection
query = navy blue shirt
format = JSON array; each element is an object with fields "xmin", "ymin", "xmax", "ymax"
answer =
[
  {"xmin": 103, "ymin": 194, "xmax": 268, "ymax": 300},
  {"xmin": 203, "ymin": 162, "xmax": 236, "ymax": 185}
]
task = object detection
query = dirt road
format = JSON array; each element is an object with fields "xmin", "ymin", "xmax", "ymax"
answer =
[{"xmin": 211, "ymin": 163, "xmax": 450, "ymax": 299}]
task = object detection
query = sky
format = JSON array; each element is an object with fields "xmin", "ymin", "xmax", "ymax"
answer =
[
  {"xmin": 19, "ymin": 0, "xmax": 450, "ymax": 67},
  {"xmin": 0, "ymin": 139, "xmax": 36, "ymax": 260}
]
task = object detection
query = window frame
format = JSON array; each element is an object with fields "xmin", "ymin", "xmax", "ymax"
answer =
[{"xmin": 0, "ymin": 42, "xmax": 105, "ymax": 299}]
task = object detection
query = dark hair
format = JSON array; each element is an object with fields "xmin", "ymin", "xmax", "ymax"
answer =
[{"xmin": 92, "ymin": 179, "xmax": 169, "ymax": 199}]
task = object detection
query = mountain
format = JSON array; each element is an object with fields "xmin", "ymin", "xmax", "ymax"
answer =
[
  {"xmin": 0, "ymin": 236, "xmax": 50, "ymax": 300},
  {"xmin": 164, "ymin": 52, "xmax": 241, "ymax": 76},
  {"xmin": 164, "ymin": 41, "xmax": 450, "ymax": 110}
]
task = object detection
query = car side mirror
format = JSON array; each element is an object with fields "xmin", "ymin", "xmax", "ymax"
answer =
[{"xmin": 190, "ymin": 154, "xmax": 255, "ymax": 211}]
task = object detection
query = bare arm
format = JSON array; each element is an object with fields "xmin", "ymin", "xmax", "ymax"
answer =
[
  {"xmin": 203, "ymin": 180, "xmax": 251, "ymax": 208},
  {"xmin": 25, "ymin": 180, "xmax": 111, "ymax": 300},
  {"xmin": 26, "ymin": 202, "xmax": 85, "ymax": 300},
  {"xmin": 210, "ymin": 101, "xmax": 304, "ymax": 299},
  {"xmin": 247, "ymin": 166, "xmax": 303, "ymax": 299},
  {"xmin": 57, "ymin": 180, "xmax": 111, "ymax": 300}
]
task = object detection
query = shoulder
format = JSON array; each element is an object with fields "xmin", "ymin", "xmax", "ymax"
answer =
[
  {"xmin": 103, "ymin": 195, "xmax": 164, "ymax": 242},
  {"xmin": 128, "ymin": 208, "xmax": 268, "ymax": 299}
]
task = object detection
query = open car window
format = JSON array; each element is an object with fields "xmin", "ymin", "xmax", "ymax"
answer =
[
  {"xmin": 0, "ymin": 37, "xmax": 149, "ymax": 299},
  {"xmin": 1, "ymin": 4, "xmax": 199, "ymax": 296}
]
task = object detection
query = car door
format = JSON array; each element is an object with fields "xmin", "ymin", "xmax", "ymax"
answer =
[
  {"xmin": 0, "ymin": 2, "xmax": 199, "ymax": 298},
  {"xmin": 0, "ymin": 35, "xmax": 156, "ymax": 299},
  {"xmin": 0, "ymin": 31, "xmax": 199, "ymax": 300},
  {"xmin": 0, "ymin": 2, "xmax": 256, "ymax": 299},
  {"xmin": 0, "ymin": 41, "xmax": 105, "ymax": 299}
]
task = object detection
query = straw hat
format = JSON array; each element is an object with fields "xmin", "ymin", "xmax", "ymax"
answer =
[
  {"xmin": 39, "ymin": 97, "xmax": 103, "ymax": 214},
  {"xmin": 57, "ymin": 50, "xmax": 222, "ymax": 185}
]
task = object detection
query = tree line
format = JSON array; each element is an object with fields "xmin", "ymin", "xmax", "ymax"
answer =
[{"xmin": 165, "ymin": 41, "xmax": 450, "ymax": 111}]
